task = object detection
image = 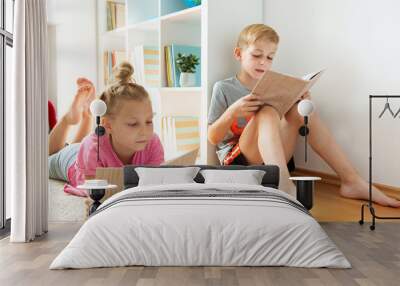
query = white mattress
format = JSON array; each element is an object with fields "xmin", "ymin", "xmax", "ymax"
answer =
[{"xmin": 50, "ymin": 183, "xmax": 350, "ymax": 269}]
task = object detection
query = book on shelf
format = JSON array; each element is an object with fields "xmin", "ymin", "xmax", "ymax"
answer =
[
  {"xmin": 103, "ymin": 50, "xmax": 126, "ymax": 85},
  {"xmin": 161, "ymin": 116, "xmax": 175, "ymax": 156},
  {"xmin": 251, "ymin": 69, "xmax": 325, "ymax": 118},
  {"xmin": 130, "ymin": 45, "xmax": 160, "ymax": 87},
  {"xmin": 164, "ymin": 46, "xmax": 174, "ymax": 87},
  {"xmin": 161, "ymin": 116, "xmax": 200, "ymax": 157},
  {"xmin": 106, "ymin": 1, "xmax": 125, "ymax": 31},
  {"xmin": 164, "ymin": 44, "xmax": 201, "ymax": 87},
  {"xmin": 174, "ymin": 116, "xmax": 200, "ymax": 153}
]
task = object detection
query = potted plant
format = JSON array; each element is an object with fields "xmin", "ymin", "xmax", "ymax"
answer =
[{"xmin": 176, "ymin": 53, "xmax": 200, "ymax": 87}]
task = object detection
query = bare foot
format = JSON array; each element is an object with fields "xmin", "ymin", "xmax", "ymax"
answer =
[
  {"xmin": 77, "ymin": 77, "xmax": 96, "ymax": 117},
  {"xmin": 64, "ymin": 85, "xmax": 92, "ymax": 125},
  {"xmin": 340, "ymin": 176, "xmax": 400, "ymax": 208},
  {"xmin": 77, "ymin": 77, "xmax": 94, "ymax": 88},
  {"xmin": 83, "ymin": 85, "xmax": 96, "ymax": 117}
]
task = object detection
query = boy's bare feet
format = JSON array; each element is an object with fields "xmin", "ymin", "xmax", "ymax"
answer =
[{"xmin": 340, "ymin": 176, "xmax": 400, "ymax": 208}]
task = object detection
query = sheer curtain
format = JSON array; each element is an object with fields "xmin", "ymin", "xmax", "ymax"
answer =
[{"xmin": 9, "ymin": 0, "xmax": 48, "ymax": 242}]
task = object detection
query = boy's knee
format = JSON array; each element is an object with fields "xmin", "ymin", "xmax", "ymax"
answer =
[
  {"xmin": 256, "ymin": 105, "xmax": 280, "ymax": 122},
  {"xmin": 255, "ymin": 106, "xmax": 281, "ymax": 129},
  {"xmin": 285, "ymin": 103, "xmax": 304, "ymax": 126},
  {"xmin": 285, "ymin": 94, "xmax": 313, "ymax": 125}
]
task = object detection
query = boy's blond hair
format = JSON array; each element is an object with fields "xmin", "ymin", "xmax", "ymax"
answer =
[{"xmin": 236, "ymin": 24, "xmax": 279, "ymax": 49}]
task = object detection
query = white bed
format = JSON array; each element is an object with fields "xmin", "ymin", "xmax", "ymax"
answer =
[{"xmin": 50, "ymin": 183, "xmax": 350, "ymax": 269}]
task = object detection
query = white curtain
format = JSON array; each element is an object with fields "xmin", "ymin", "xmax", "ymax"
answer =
[{"xmin": 10, "ymin": 0, "xmax": 49, "ymax": 242}]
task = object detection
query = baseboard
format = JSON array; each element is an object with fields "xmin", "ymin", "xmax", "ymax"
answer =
[{"xmin": 293, "ymin": 168, "xmax": 400, "ymax": 194}]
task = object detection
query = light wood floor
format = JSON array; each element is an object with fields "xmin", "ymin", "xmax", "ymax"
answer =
[
  {"xmin": 1, "ymin": 182, "xmax": 400, "ymax": 286},
  {"xmin": 312, "ymin": 181, "xmax": 400, "ymax": 222},
  {"xmin": 1, "ymin": 222, "xmax": 399, "ymax": 286}
]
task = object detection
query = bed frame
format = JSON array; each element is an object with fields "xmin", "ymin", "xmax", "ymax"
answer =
[
  {"xmin": 86, "ymin": 165, "xmax": 280, "ymax": 217},
  {"xmin": 123, "ymin": 165, "xmax": 280, "ymax": 189}
]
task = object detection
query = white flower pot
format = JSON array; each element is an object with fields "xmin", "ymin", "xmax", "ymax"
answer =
[{"xmin": 179, "ymin": 72, "xmax": 196, "ymax": 87}]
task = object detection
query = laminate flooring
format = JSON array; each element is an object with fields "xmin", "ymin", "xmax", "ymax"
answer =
[{"xmin": 1, "ymin": 181, "xmax": 400, "ymax": 286}]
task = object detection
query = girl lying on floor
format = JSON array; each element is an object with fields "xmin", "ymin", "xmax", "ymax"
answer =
[{"xmin": 48, "ymin": 62, "xmax": 164, "ymax": 196}]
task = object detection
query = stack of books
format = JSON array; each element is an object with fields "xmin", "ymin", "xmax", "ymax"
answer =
[
  {"xmin": 161, "ymin": 116, "xmax": 200, "ymax": 156},
  {"xmin": 130, "ymin": 46, "xmax": 160, "ymax": 87},
  {"xmin": 103, "ymin": 51, "xmax": 126, "ymax": 85},
  {"xmin": 164, "ymin": 44, "xmax": 201, "ymax": 87},
  {"xmin": 106, "ymin": 1, "xmax": 126, "ymax": 31}
]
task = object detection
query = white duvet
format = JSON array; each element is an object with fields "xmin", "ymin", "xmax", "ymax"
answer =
[{"xmin": 50, "ymin": 183, "xmax": 351, "ymax": 269}]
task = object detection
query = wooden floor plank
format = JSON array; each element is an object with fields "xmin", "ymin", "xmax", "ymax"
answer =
[{"xmin": 312, "ymin": 182, "xmax": 400, "ymax": 222}]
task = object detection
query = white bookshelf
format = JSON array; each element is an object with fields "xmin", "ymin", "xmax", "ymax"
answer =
[{"xmin": 97, "ymin": 0, "xmax": 263, "ymax": 164}]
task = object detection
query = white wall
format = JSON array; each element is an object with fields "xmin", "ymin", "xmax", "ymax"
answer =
[
  {"xmin": 47, "ymin": 0, "xmax": 98, "ymax": 142},
  {"xmin": 264, "ymin": 0, "xmax": 400, "ymax": 186}
]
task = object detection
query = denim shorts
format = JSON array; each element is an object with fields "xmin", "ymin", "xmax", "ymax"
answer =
[{"xmin": 48, "ymin": 143, "xmax": 80, "ymax": 182}]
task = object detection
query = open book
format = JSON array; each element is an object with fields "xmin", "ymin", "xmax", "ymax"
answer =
[{"xmin": 251, "ymin": 69, "xmax": 325, "ymax": 118}]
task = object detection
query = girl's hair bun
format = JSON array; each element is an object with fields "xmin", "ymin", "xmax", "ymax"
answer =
[
  {"xmin": 114, "ymin": 61, "xmax": 134, "ymax": 83},
  {"xmin": 100, "ymin": 61, "xmax": 148, "ymax": 116}
]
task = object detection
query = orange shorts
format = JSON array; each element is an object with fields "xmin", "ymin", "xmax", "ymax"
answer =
[{"xmin": 223, "ymin": 143, "xmax": 247, "ymax": 165}]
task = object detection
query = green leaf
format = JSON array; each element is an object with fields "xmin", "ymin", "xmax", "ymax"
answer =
[{"xmin": 176, "ymin": 53, "xmax": 200, "ymax": 73}]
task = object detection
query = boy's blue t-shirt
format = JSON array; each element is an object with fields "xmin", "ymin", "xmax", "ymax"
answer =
[{"xmin": 208, "ymin": 76, "xmax": 251, "ymax": 164}]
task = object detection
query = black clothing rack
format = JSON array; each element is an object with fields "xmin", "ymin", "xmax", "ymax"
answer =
[{"xmin": 359, "ymin": 95, "xmax": 400, "ymax": 230}]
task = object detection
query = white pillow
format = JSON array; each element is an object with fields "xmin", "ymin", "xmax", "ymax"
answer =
[
  {"xmin": 200, "ymin": 169, "xmax": 266, "ymax": 185},
  {"xmin": 135, "ymin": 167, "xmax": 201, "ymax": 186}
]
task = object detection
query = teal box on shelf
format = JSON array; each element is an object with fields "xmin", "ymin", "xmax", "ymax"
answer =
[{"xmin": 184, "ymin": 0, "xmax": 202, "ymax": 8}]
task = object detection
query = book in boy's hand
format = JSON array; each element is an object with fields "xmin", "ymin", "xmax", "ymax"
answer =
[{"xmin": 251, "ymin": 69, "xmax": 325, "ymax": 118}]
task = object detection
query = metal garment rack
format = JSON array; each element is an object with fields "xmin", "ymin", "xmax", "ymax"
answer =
[{"xmin": 359, "ymin": 95, "xmax": 400, "ymax": 230}]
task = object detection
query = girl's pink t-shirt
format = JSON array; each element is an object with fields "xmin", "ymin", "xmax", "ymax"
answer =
[{"xmin": 64, "ymin": 133, "xmax": 164, "ymax": 196}]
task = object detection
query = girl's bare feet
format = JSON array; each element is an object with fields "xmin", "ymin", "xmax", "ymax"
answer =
[
  {"xmin": 77, "ymin": 77, "xmax": 94, "ymax": 89},
  {"xmin": 77, "ymin": 77, "xmax": 96, "ymax": 117},
  {"xmin": 340, "ymin": 175, "xmax": 400, "ymax": 208},
  {"xmin": 64, "ymin": 85, "xmax": 93, "ymax": 125}
]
